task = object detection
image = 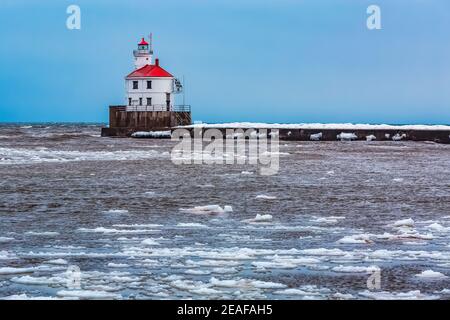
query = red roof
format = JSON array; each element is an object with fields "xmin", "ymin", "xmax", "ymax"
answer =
[
  {"xmin": 138, "ymin": 38, "xmax": 148, "ymax": 46},
  {"xmin": 126, "ymin": 64, "xmax": 173, "ymax": 78}
]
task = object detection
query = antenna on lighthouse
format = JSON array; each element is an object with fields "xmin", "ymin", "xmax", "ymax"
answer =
[{"xmin": 149, "ymin": 33, "xmax": 153, "ymax": 54}]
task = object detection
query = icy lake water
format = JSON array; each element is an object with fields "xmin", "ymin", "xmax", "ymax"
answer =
[{"xmin": 0, "ymin": 124, "xmax": 450, "ymax": 300}]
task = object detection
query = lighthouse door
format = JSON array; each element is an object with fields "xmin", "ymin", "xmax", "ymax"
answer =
[{"xmin": 166, "ymin": 93, "xmax": 171, "ymax": 111}]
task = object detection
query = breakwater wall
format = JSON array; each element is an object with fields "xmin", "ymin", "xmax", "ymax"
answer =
[{"xmin": 177, "ymin": 127, "xmax": 450, "ymax": 144}]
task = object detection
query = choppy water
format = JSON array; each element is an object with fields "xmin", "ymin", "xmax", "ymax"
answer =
[{"xmin": 0, "ymin": 124, "xmax": 450, "ymax": 300}]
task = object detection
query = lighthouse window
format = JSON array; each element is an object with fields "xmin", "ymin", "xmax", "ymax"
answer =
[
  {"xmin": 147, "ymin": 98, "xmax": 152, "ymax": 106},
  {"xmin": 132, "ymin": 81, "xmax": 138, "ymax": 89},
  {"xmin": 128, "ymin": 98, "xmax": 132, "ymax": 105},
  {"xmin": 139, "ymin": 98, "xmax": 143, "ymax": 106},
  {"xmin": 147, "ymin": 81, "xmax": 152, "ymax": 89}
]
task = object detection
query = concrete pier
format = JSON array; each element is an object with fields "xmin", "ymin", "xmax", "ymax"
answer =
[
  {"xmin": 101, "ymin": 105, "xmax": 191, "ymax": 137},
  {"xmin": 176, "ymin": 126, "xmax": 450, "ymax": 144}
]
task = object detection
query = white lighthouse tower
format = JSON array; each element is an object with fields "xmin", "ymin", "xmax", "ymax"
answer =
[
  {"xmin": 125, "ymin": 35, "xmax": 183, "ymax": 111},
  {"xmin": 133, "ymin": 37, "xmax": 153, "ymax": 68}
]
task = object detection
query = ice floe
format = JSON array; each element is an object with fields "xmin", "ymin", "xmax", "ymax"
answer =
[
  {"xmin": 46, "ymin": 259, "xmax": 68, "ymax": 265},
  {"xmin": 210, "ymin": 277, "xmax": 286, "ymax": 289},
  {"xmin": 337, "ymin": 234, "xmax": 373, "ymax": 244},
  {"xmin": 359, "ymin": 290, "xmax": 438, "ymax": 300},
  {"xmin": 107, "ymin": 263, "xmax": 129, "ymax": 268},
  {"xmin": 245, "ymin": 214, "xmax": 273, "ymax": 223},
  {"xmin": 0, "ymin": 250, "xmax": 18, "ymax": 260},
  {"xmin": 415, "ymin": 270, "xmax": 448, "ymax": 280},
  {"xmin": 393, "ymin": 218, "xmax": 415, "ymax": 227},
  {"xmin": 312, "ymin": 216, "xmax": 345, "ymax": 224},
  {"xmin": 56, "ymin": 290, "xmax": 122, "ymax": 299},
  {"xmin": 332, "ymin": 265, "xmax": 379, "ymax": 273},
  {"xmin": 179, "ymin": 205, "xmax": 232, "ymax": 215},
  {"xmin": 25, "ymin": 231, "xmax": 60, "ymax": 236},
  {"xmin": 78, "ymin": 227, "xmax": 158, "ymax": 234},
  {"xmin": 102, "ymin": 209, "xmax": 129, "ymax": 214},
  {"xmin": 255, "ymin": 195, "xmax": 277, "ymax": 200},
  {"xmin": 141, "ymin": 238, "xmax": 160, "ymax": 246},
  {"xmin": 176, "ymin": 223, "xmax": 208, "ymax": 228},
  {"xmin": 0, "ymin": 265, "xmax": 65, "ymax": 275}
]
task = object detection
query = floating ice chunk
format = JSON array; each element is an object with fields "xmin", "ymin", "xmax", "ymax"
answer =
[
  {"xmin": 0, "ymin": 294, "xmax": 66, "ymax": 300},
  {"xmin": 10, "ymin": 275, "xmax": 65, "ymax": 286},
  {"xmin": 426, "ymin": 223, "xmax": 449, "ymax": 232},
  {"xmin": 141, "ymin": 238, "xmax": 160, "ymax": 246},
  {"xmin": 273, "ymin": 288, "xmax": 312, "ymax": 295},
  {"xmin": 78, "ymin": 227, "xmax": 157, "ymax": 234},
  {"xmin": 332, "ymin": 265, "xmax": 379, "ymax": 273},
  {"xmin": 241, "ymin": 171, "xmax": 254, "ymax": 175},
  {"xmin": 255, "ymin": 195, "xmax": 277, "ymax": 200},
  {"xmin": 46, "ymin": 258, "xmax": 68, "ymax": 265},
  {"xmin": 366, "ymin": 135, "xmax": 376, "ymax": 141},
  {"xmin": 113, "ymin": 223, "xmax": 163, "ymax": 229},
  {"xmin": 393, "ymin": 218, "xmax": 415, "ymax": 227},
  {"xmin": 385, "ymin": 133, "xmax": 391, "ymax": 139},
  {"xmin": 186, "ymin": 259, "xmax": 240, "ymax": 267},
  {"xmin": 190, "ymin": 287, "xmax": 222, "ymax": 295},
  {"xmin": 312, "ymin": 217, "xmax": 344, "ymax": 224},
  {"xmin": 0, "ymin": 237, "xmax": 14, "ymax": 243},
  {"xmin": 333, "ymin": 293, "xmax": 354, "ymax": 299},
  {"xmin": 392, "ymin": 178, "xmax": 404, "ymax": 182},
  {"xmin": 176, "ymin": 223, "xmax": 208, "ymax": 228},
  {"xmin": 337, "ymin": 234, "xmax": 373, "ymax": 244},
  {"xmin": 210, "ymin": 277, "xmax": 286, "ymax": 289},
  {"xmin": 274, "ymin": 285, "xmax": 331, "ymax": 297},
  {"xmin": 0, "ymin": 265, "xmax": 65, "ymax": 275},
  {"xmin": 310, "ymin": 132, "xmax": 322, "ymax": 141},
  {"xmin": 0, "ymin": 250, "xmax": 18, "ymax": 260},
  {"xmin": 251, "ymin": 257, "xmax": 320, "ymax": 269},
  {"xmin": 245, "ymin": 214, "xmax": 273, "ymax": 223},
  {"xmin": 359, "ymin": 290, "xmax": 438, "ymax": 300},
  {"xmin": 299, "ymin": 248, "xmax": 346, "ymax": 256},
  {"xmin": 144, "ymin": 191, "xmax": 156, "ymax": 196},
  {"xmin": 131, "ymin": 131, "xmax": 171, "ymax": 138},
  {"xmin": 25, "ymin": 231, "xmax": 60, "ymax": 236},
  {"xmin": 107, "ymin": 263, "xmax": 129, "ymax": 268},
  {"xmin": 337, "ymin": 132, "xmax": 357, "ymax": 141},
  {"xmin": 185, "ymin": 269, "xmax": 211, "ymax": 275},
  {"xmin": 415, "ymin": 270, "xmax": 448, "ymax": 280},
  {"xmin": 102, "ymin": 209, "xmax": 129, "ymax": 214},
  {"xmin": 224, "ymin": 205, "xmax": 233, "ymax": 213},
  {"xmin": 57, "ymin": 290, "xmax": 122, "ymax": 299},
  {"xmin": 180, "ymin": 205, "xmax": 229, "ymax": 215},
  {"xmin": 211, "ymin": 267, "xmax": 238, "ymax": 274}
]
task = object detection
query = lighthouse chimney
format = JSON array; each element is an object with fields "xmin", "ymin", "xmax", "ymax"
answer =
[{"xmin": 133, "ymin": 35, "xmax": 153, "ymax": 69}]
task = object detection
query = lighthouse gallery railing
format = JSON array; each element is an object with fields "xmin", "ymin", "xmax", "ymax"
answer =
[{"xmin": 125, "ymin": 105, "xmax": 191, "ymax": 112}]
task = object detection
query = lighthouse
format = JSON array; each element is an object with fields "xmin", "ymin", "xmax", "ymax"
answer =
[
  {"xmin": 101, "ymin": 35, "xmax": 191, "ymax": 137},
  {"xmin": 125, "ymin": 36, "xmax": 183, "ymax": 112}
]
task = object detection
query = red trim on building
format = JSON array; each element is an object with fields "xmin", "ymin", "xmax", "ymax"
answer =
[{"xmin": 126, "ymin": 64, "xmax": 173, "ymax": 78}]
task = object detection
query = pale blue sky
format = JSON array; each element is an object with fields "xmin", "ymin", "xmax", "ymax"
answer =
[{"xmin": 0, "ymin": 0, "xmax": 449, "ymax": 123}]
